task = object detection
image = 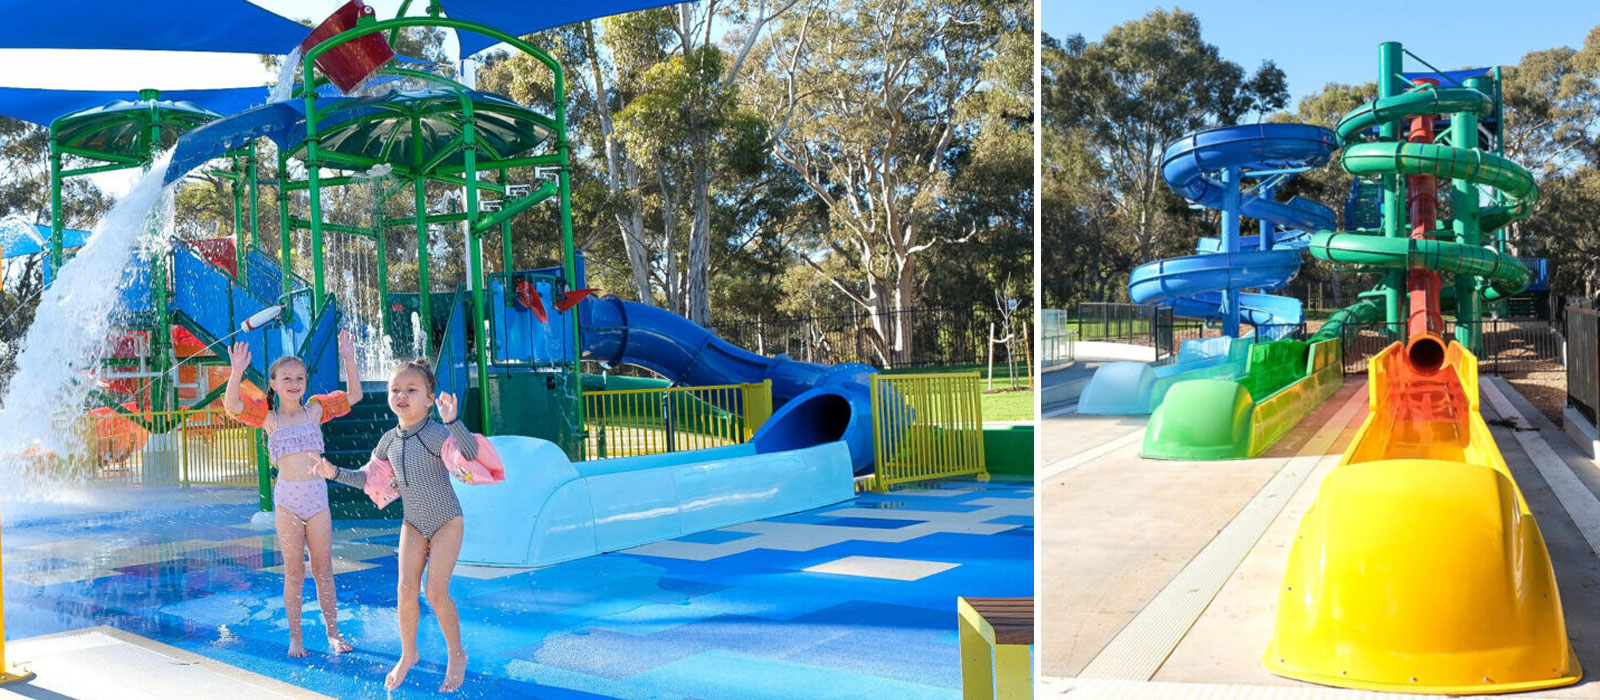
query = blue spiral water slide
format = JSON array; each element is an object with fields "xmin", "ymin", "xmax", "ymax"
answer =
[{"xmin": 1076, "ymin": 123, "xmax": 1337, "ymax": 414}]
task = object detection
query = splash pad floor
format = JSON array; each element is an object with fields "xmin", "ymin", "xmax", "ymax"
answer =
[
  {"xmin": 1040, "ymin": 376, "xmax": 1600, "ymax": 699},
  {"xmin": 1, "ymin": 477, "xmax": 1030, "ymax": 699}
]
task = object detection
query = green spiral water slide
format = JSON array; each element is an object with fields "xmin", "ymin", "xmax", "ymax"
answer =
[{"xmin": 1309, "ymin": 81, "xmax": 1534, "ymax": 346}]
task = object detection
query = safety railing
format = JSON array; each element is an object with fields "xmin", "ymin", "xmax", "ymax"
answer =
[
  {"xmin": 1569, "ymin": 308, "xmax": 1599, "ymax": 426},
  {"xmin": 584, "ymin": 381, "xmax": 773, "ymax": 459},
  {"xmin": 869, "ymin": 372, "xmax": 988, "ymax": 492},
  {"xmin": 1339, "ymin": 319, "xmax": 1563, "ymax": 375},
  {"xmin": 73, "ymin": 407, "xmax": 258, "ymax": 486},
  {"xmin": 1041, "ymin": 309, "xmax": 1076, "ymax": 371}
]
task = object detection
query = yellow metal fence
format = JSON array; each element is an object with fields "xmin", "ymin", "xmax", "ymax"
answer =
[
  {"xmin": 74, "ymin": 408, "xmax": 259, "ymax": 486},
  {"xmin": 585, "ymin": 380, "xmax": 773, "ymax": 459},
  {"xmin": 870, "ymin": 372, "xmax": 988, "ymax": 492}
]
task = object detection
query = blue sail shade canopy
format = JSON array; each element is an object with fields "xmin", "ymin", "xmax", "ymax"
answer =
[
  {"xmin": 0, "ymin": 86, "xmax": 270, "ymax": 128},
  {"xmin": 416, "ymin": 0, "xmax": 682, "ymax": 57},
  {"xmin": 0, "ymin": 0, "xmax": 311, "ymax": 54}
]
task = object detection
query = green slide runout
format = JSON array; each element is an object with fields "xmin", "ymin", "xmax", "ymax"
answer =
[{"xmin": 1142, "ymin": 339, "xmax": 1342, "ymax": 460}]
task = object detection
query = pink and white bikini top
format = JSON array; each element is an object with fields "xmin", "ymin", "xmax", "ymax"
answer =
[{"xmin": 267, "ymin": 417, "xmax": 325, "ymax": 462}]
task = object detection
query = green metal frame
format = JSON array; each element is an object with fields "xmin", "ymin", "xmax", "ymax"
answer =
[
  {"xmin": 272, "ymin": 12, "xmax": 583, "ymax": 442},
  {"xmin": 45, "ymin": 89, "xmax": 257, "ymax": 419}
]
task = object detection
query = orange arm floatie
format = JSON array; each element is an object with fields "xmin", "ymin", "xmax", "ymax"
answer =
[
  {"xmin": 233, "ymin": 394, "xmax": 269, "ymax": 428},
  {"xmin": 310, "ymin": 390, "xmax": 351, "ymax": 423}
]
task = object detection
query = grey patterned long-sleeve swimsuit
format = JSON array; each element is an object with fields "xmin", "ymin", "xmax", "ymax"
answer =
[{"xmin": 335, "ymin": 418, "xmax": 478, "ymax": 539}]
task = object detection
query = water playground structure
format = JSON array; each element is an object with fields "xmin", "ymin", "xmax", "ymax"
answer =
[
  {"xmin": 0, "ymin": 1, "xmax": 994, "ymax": 570},
  {"xmin": 1059, "ymin": 42, "xmax": 1577, "ymax": 695}
]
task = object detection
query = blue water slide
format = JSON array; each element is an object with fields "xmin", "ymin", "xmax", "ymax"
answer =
[
  {"xmin": 1076, "ymin": 123, "xmax": 1336, "ymax": 415},
  {"xmin": 579, "ymin": 296, "xmax": 878, "ymax": 474},
  {"xmin": 1144, "ymin": 123, "xmax": 1338, "ymax": 329},
  {"xmin": 167, "ymin": 241, "xmax": 341, "ymax": 392}
]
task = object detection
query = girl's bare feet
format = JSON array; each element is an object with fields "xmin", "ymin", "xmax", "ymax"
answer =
[
  {"xmin": 441, "ymin": 650, "xmax": 468, "ymax": 693},
  {"xmin": 327, "ymin": 633, "xmax": 353, "ymax": 654},
  {"xmin": 385, "ymin": 650, "xmax": 418, "ymax": 690},
  {"xmin": 288, "ymin": 636, "xmax": 308, "ymax": 658}
]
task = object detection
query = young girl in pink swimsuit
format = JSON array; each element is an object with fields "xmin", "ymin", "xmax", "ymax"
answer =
[{"xmin": 223, "ymin": 330, "xmax": 364, "ymax": 658}]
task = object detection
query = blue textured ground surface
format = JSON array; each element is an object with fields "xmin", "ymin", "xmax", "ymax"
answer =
[{"xmin": 1, "ymin": 478, "xmax": 1031, "ymax": 699}]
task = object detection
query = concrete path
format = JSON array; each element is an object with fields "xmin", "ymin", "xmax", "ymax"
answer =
[
  {"xmin": 1041, "ymin": 375, "xmax": 1600, "ymax": 697},
  {"xmin": 0, "ymin": 626, "xmax": 328, "ymax": 699}
]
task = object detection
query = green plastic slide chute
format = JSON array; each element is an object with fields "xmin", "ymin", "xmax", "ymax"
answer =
[
  {"xmin": 1309, "ymin": 231, "xmax": 1532, "ymax": 300},
  {"xmin": 1341, "ymin": 140, "xmax": 1536, "ymax": 232},
  {"xmin": 1334, "ymin": 86, "xmax": 1493, "ymax": 142}
]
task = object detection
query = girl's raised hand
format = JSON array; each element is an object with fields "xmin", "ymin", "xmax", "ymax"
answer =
[
  {"xmin": 337, "ymin": 329, "xmax": 356, "ymax": 360},
  {"xmin": 227, "ymin": 342, "xmax": 251, "ymax": 376},
  {"xmin": 437, "ymin": 392, "xmax": 458, "ymax": 423}
]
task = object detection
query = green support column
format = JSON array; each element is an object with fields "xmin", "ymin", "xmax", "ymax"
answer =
[
  {"xmin": 413, "ymin": 108, "xmax": 432, "ymax": 355},
  {"xmin": 255, "ymin": 430, "xmax": 272, "ymax": 511},
  {"xmin": 1493, "ymin": 67, "xmax": 1508, "ymax": 254},
  {"xmin": 143, "ymin": 89, "xmax": 174, "ymax": 415},
  {"xmin": 233, "ymin": 154, "xmax": 246, "ymax": 278},
  {"xmin": 302, "ymin": 72, "xmax": 325, "ymax": 316},
  {"xmin": 499, "ymin": 168, "xmax": 513, "ymax": 272},
  {"xmin": 462, "ymin": 107, "xmax": 493, "ymax": 433},
  {"xmin": 48, "ymin": 145, "xmax": 62, "ymax": 278},
  {"xmin": 554, "ymin": 63, "xmax": 584, "ymax": 457},
  {"xmin": 1452, "ymin": 76, "xmax": 1487, "ymax": 352},
  {"xmin": 308, "ymin": 156, "xmax": 326, "ymax": 316},
  {"xmin": 415, "ymin": 174, "xmax": 431, "ymax": 353},
  {"xmin": 1378, "ymin": 42, "xmax": 1406, "ymax": 338},
  {"xmin": 248, "ymin": 144, "xmax": 261, "ymax": 248},
  {"xmin": 375, "ymin": 208, "xmax": 389, "ymax": 340},
  {"xmin": 278, "ymin": 149, "xmax": 294, "ymax": 323}
]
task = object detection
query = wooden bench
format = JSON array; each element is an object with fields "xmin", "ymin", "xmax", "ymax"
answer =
[{"xmin": 958, "ymin": 596, "xmax": 1033, "ymax": 700}]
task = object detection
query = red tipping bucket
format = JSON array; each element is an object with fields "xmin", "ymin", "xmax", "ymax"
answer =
[{"xmin": 300, "ymin": 0, "xmax": 395, "ymax": 94}]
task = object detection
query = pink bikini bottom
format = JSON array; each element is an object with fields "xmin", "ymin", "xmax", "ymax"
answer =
[{"xmin": 274, "ymin": 478, "xmax": 330, "ymax": 522}]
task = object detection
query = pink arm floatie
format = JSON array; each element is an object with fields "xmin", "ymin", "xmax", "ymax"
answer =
[
  {"xmin": 362, "ymin": 458, "xmax": 399, "ymax": 508},
  {"xmin": 442, "ymin": 434, "xmax": 504, "ymax": 484}
]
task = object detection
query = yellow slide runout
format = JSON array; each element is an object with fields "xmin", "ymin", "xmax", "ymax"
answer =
[{"xmin": 1264, "ymin": 342, "xmax": 1580, "ymax": 694}]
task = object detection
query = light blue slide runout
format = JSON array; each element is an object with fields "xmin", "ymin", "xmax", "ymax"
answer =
[
  {"xmin": 455, "ymin": 437, "xmax": 855, "ymax": 567},
  {"xmin": 1076, "ymin": 336, "xmax": 1253, "ymax": 415}
]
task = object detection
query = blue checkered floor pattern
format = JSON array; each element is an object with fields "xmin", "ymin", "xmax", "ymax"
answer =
[{"xmin": 1, "ymin": 478, "xmax": 1031, "ymax": 699}]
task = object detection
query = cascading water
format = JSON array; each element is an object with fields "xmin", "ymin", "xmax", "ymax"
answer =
[
  {"xmin": 269, "ymin": 47, "xmax": 303, "ymax": 104},
  {"xmin": 0, "ymin": 151, "xmax": 177, "ymax": 507}
]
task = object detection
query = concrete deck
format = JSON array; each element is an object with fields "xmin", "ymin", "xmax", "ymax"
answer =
[
  {"xmin": 0, "ymin": 626, "xmax": 328, "ymax": 699},
  {"xmin": 1041, "ymin": 375, "xmax": 1600, "ymax": 698}
]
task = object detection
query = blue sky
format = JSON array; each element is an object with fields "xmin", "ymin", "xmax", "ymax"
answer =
[{"xmin": 1040, "ymin": 0, "xmax": 1600, "ymax": 107}]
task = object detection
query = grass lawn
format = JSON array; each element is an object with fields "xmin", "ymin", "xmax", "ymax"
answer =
[{"xmin": 882, "ymin": 362, "xmax": 1034, "ymax": 422}]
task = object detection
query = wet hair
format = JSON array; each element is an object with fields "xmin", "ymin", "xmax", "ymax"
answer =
[
  {"xmin": 265, "ymin": 356, "xmax": 308, "ymax": 411},
  {"xmin": 393, "ymin": 358, "xmax": 438, "ymax": 395}
]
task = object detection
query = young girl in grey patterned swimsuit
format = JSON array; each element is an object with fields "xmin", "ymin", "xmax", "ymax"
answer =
[{"xmin": 319, "ymin": 359, "xmax": 475, "ymax": 693}]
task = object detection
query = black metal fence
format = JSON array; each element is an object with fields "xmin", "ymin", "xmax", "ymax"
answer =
[
  {"xmin": 1072, "ymin": 302, "xmax": 1175, "ymax": 358},
  {"xmin": 713, "ymin": 304, "xmax": 1031, "ymax": 371},
  {"xmin": 1568, "ymin": 308, "xmax": 1598, "ymax": 425},
  {"xmin": 1338, "ymin": 320, "xmax": 1563, "ymax": 376}
]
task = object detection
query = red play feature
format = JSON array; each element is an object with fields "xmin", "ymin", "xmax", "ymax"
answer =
[
  {"xmin": 300, "ymin": 0, "xmax": 395, "ymax": 94},
  {"xmin": 555, "ymin": 288, "xmax": 596, "ymax": 313},
  {"xmin": 514, "ymin": 279, "xmax": 548, "ymax": 324}
]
